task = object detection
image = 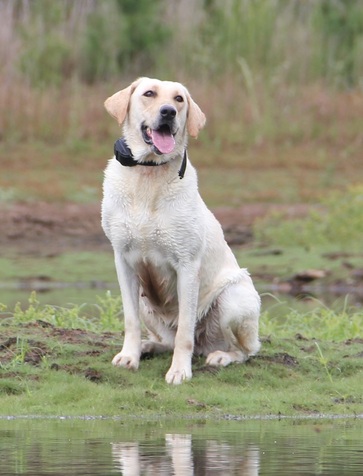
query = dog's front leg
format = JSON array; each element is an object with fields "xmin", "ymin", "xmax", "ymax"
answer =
[
  {"xmin": 165, "ymin": 262, "xmax": 200, "ymax": 385},
  {"xmin": 112, "ymin": 253, "xmax": 141, "ymax": 370}
]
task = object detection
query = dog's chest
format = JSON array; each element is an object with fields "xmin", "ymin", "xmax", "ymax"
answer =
[
  {"xmin": 110, "ymin": 198, "xmax": 180, "ymax": 264},
  {"xmin": 102, "ymin": 162, "xmax": 202, "ymax": 268}
]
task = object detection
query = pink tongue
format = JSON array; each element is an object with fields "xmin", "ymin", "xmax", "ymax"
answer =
[{"xmin": 151, "ymin": 129, "xmax": 175, "ymax": 154}]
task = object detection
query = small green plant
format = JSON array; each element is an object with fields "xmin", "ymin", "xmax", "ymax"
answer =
[
  {"xmin": 14, "ymin": 337, "xmax": 30, "ymax": 365},
  {"xmin": 314, "ymin": 341, "xmax": 334, "ymax": 383},
  {"xmin": 0, "ymin": 337, "xmax": 29, "ymax": 370},
  {"xmin": 95, "ymin": 291, "xmax": 124, "ymax": 331},
  {"xmin": 6, "ymin": 291, "xmax": 123, "ymax": 333}
]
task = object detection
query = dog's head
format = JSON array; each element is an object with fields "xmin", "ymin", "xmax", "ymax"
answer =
[{"xmin": 104, "ymin": 78, "xmax": 206, "ymax": 159}]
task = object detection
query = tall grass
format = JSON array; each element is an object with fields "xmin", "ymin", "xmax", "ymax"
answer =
[
  {"xmin": 2, "ymin": 0, "xmax": 362, "ymax": 86},
  {"xmin": 0, "ymin": 0, "xmax": 362, "ymax": 147}
]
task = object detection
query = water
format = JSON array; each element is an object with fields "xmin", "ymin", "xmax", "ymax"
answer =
[{"xmin": 0, "ymin": 417, "xmax": 362, "ymax": 475}]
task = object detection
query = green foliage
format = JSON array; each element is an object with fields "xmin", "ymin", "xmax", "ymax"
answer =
[
  {"xmin": 314, "ymin": 341, "xmax": 333, "ymax": 383},
  {"xmin": 2, "ymin": 289, "xmax": 362, "ymax": 343},
  {"xmin": 193, "ymin": 0, "xmax": 363, "ymax": 87},
  {"xmin": 198, "ymin": 0, "xmax": 281, "ymax": 76},
  {"xmin": 19, "ymin": 35, "xmax": 72, "ymax": 87},
  {"xmin": 114, "ymin": 0, "xmax": 170, "ymax": 74},
  {"xmin": 6, "ymin": 291, "xmax": 123, "ymax": 333},
  {"xmin": 313, "ymin": 0, "xmax": 363, "ymax": 87},
  {"xmin": 16, "ymin": 0, "xmax": 170, "ymax": 85},
  {"xmin": 8, "ymin": 0, "xmax": 363, "ymax": 87},
  {"xmin": 260, "ymin": 302, "xmax": 363, "ymax": 342},
  {"xmin": 18, "ymin": 0, "xmax": 74, "ymax": 87},
  {"xmin": 255, "ymin": 185, "xmax": 363, "ymax": 248},
  {"xmin": 80, "ymin": 9, "xmax": 119, "ymax": 83}
]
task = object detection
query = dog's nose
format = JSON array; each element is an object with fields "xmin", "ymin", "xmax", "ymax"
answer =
[{"xmin": 160, "ymin": 105, "xmax": 177, "ymax": 120}]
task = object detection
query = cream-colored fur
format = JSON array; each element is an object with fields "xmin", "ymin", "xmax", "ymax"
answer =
[{"xmin": 102, "ymin": 77, "xmax": 260, "ymax": 384}]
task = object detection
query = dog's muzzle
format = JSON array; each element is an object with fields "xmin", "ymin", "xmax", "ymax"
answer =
[{"xmin": 141, "ymin": 105, "xmax": 178, "ymax": 155}]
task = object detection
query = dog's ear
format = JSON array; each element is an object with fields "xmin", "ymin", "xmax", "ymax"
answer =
[
  {"xmin": 104, "ymin": 78, "xmax": 143, "ymax": 125},
  {"xmin": 187, "ymin": 94, "xmax": 206, "ymax": 138}
]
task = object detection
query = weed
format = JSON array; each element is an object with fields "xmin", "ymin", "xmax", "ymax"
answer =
[
  {"xmin": 314, "ymin": 342, "xmax": 333, "ymax": 383},
  {"xmin": 6, "ymin": 291, "xmax": 123, "ymax": 334},
  {"xmin": 0, "ymin": 337, "xmax": 29, "ymax": 371},
  {"xmin": 14, "ymin": 337, "xmax": 30, "ymax": 365},
  {"xmin": 94, "ymin": 291, "xmax": 123, "ymax": 331}
]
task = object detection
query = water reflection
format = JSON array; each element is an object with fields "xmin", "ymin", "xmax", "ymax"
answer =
[
  {"xmin": 0, "ymin": 418, "xmax": 362, "ymax": 475},
  {"xmin": 112, "ymin": 435, "xmax": 259, "ymax": 475}
]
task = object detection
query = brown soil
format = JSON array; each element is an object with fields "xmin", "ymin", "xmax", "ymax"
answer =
[
  {"xmin": 2, "ymin": 202, "xmax": 363, "ymax": 301},
  {"xmin": 0, "ymin": 202, "xmax": 311, "ymax": 255}
]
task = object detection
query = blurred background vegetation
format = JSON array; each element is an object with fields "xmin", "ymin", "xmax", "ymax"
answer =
[
  {"xmin": 0, "ymin": 0, "xmax": 362, "ymax": 204},
  {"xmin": 3, "ymin": 0, "xmax": 363, "ymax": 87}
]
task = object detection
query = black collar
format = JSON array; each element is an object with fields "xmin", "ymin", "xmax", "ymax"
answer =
[{"xmin": 114, "ymin": 138, "xmax": 187, "ymax": 179}]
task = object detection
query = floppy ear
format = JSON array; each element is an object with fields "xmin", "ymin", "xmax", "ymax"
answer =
[
  {"xmin": 187, "ymin": 94, "xmax": 206, "ymax": 138},
  {"xmin": 104, "ymin": 78, "xmax": 143, "ymax": 125}
]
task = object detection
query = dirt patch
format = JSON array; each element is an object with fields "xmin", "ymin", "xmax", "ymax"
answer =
[
  {"xmin": 0, "ymin": 335, "xmax": 49, "ymax": 366},
  {"xmin": 0, "ymin": 321, "xmax": 119, "ymax": 379},
  {"xmin": 256, "ymin": 352, "xmax": 298, "ymax": 367},
  {"xmin": 0, "ymin": 202, "xmax": 311, "ymax": 255},
  {"xmin": 2, "ymin": 202, "xmax": 363, "ymax": 304},
  {"xmin": 0, "ymin": 202, "xmax": 108, "ymax": 255}
]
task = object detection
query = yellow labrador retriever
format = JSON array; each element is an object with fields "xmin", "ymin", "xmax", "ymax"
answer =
[{"xmin": 102, "ymin": 77, "xmax": 260, "ymax": 384}]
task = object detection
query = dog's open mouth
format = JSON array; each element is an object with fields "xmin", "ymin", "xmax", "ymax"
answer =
[{"xmin": 142, "ymin": 124, "xmax": 176, "ymax": 155}]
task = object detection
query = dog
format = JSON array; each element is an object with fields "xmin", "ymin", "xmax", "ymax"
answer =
[{"xmin": 102, "ymin": 77, "xmax": 260, "ymax": 384}]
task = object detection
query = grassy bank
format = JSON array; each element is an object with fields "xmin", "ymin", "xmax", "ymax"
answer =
[{"xmin": 0, "ymin": 291, "xmax": 362, "ymax": 418}]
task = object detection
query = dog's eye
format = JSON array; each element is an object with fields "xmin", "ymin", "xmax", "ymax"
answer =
[
  {"xmin": 143, "ymin": 90, "xmax": 155, "ymax": 98},
  {"xmin": 175, "ymin": 95, "xmax": 184, "ymax": 103}
]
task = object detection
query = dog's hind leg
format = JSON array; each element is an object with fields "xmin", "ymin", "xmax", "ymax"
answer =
[{"xmin": 206, "ymin": 279, "xmax": 261, "ymax": 367}]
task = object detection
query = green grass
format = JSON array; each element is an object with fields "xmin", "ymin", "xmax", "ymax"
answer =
[
  {"xmin": 0, "ymin": 251, "xmax": 115, "ymax": 284},
  {"xmin": 254, "ymin": 185, "xmax": 363, "ymax": 249},
  {"xmin": 0, "ymin": 292, "xmax": 362, "ymax": 418},
  {"xmin": 260, "ymin": 302, "xmax": 363, "ymax": 341},
  {"xmin": 241, "ymin": 243, "xmax": 363, "ymax": 281}
]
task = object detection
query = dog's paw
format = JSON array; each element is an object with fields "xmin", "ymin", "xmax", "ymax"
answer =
[
  {"xmin": 206, "ymin": 350, "xmax": 234, "ymax": 367},
  {"xmin": 206, "ymin": 350, "xmax": 248, "ymax": 366},
  {"xmin": 165, "ymin": 366, "xmax": 192, "ymax": 385},
  {"xmin": 112, "ymin": 352, "xmax": 139, "ymax": 370}
]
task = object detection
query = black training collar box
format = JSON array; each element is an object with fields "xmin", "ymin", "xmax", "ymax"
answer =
[{"xmin": 114, "ymin": 138, "xmax": 187, "ymax": 179}]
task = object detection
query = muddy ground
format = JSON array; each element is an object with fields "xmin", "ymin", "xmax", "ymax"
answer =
[
  {"xmin": 2, "ymin": 201, "xmax": 363, "ymax": 299},
  {"xmin": 0, "ymin": 201, "xmax": 311, "ymax": 255}
]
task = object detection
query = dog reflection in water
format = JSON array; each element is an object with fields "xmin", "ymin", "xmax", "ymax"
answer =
[{"xmin": 112, "ymin": 434, "xmax": 259, "ymax": 475}]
